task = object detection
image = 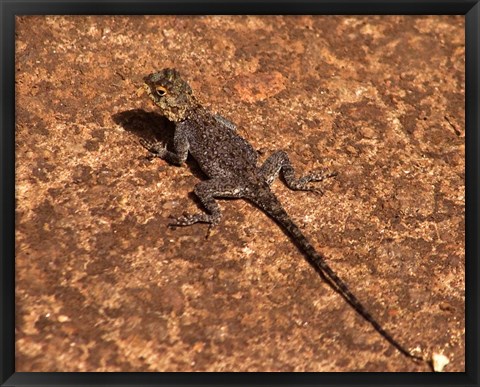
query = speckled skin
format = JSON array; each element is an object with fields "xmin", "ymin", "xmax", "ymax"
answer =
[{"xmin": 141, "ymin": 68, "xmax": 427, "ymax": 366}]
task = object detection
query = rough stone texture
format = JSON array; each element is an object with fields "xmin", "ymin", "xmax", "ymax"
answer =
[{"xmin": 15, "ymin": 16, "xmax": 464, "ymax": 372}]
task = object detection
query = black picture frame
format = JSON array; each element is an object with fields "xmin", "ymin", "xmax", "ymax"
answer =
[{"xmin": 1, "ymin": 1, "xmax": 478, "ymax": 386}]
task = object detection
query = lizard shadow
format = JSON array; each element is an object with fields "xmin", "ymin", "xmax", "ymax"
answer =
[
  {"xmin": 112, "ymin": 108, "xmax": 174, "ymax": 145},
  {"xmin": 112, "ymin": 109, "xmax": 209, "ymax": 206},
  {"xmin": 112, "ymin": 109, "xmax": 208, "ymax": 182}
]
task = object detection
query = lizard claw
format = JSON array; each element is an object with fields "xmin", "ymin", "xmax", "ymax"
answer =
[
  {"xmin": 309, "ymin": 186, "xmax": 325, "ymax": 196},
  {"xmin": 167, "ymin": 213, "xmax": 219, "ymax": 239},
  {"xmin": 204, "ymin": 218, "xmax": 221, "ymax": 239},
  {"xmin": 205, "ymin": 224, "xmax": 214, "ymax": 240},
  {"xmin": 300, "ymin": 170, "xmax": 337, "ymax": 196},
  {"xmin": 168, "ymin": 212, "xmax": 210, "ymax": 228}
]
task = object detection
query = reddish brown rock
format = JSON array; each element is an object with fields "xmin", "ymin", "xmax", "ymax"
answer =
[{"xmin": 15, "ymin": 15, "xmax": 464, "ymax": 372}]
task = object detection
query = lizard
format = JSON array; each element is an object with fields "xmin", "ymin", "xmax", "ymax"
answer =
[{"xmin": 139, "ymin": 68, "xmax": 427, "ymax": 366}]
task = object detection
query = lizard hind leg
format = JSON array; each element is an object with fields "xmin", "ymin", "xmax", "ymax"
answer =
[
  {"xmin": 259, "ymin": 150, "xmax": 337, "ymax": 195},
  {"xmin": 168, "ymin": 178, "xmax": 245, "ymax": 236}
]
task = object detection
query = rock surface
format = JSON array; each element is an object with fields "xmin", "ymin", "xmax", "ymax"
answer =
[{"xmin": 15, "ymin": 15, "xmax": 464, "ymax": 372}]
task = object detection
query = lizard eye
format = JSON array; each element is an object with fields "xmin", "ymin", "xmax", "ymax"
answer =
[{"xmin": 155, "ymin": 86, "xmax": 168, "ymax": 97}]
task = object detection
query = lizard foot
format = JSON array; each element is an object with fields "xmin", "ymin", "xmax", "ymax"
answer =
[
  {"xmin": 168, "ymin": 213, "xmax": 219, "ymax": 240},
  {"xmin": 288, "ymin": 170, "xmax": 337, "ymax": 193},
  {"xmin": 301, "ymin": 170, "xmax": 338, "ymax": 184},
  {"xmin": 168, "ymin": 213, "xmax": 219, "ymax": 227},
  {"xmin": 139, "ymin": 138, "xmax": 167, "ymax": 157},
  {"xmin": 305, "ymin": 185, "xmax": 325, "ymax": 196}
]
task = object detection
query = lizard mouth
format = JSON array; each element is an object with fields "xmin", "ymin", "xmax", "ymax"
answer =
[{"xmin": 142, "ymin": 83, "xmax": 158, "ymax": 104}]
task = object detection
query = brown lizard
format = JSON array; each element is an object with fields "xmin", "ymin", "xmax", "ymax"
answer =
[{"xmin": 139, "ymin": 68, "xmax": 427, "ymax": 367}]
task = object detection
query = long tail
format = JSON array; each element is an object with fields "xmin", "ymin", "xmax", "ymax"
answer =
[{"xmin": 251, "ymin": 187, "xmax": 425, "ymax": 363}]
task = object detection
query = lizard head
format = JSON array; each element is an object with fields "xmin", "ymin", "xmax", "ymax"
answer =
[{"xmin": 143, "ymin": 68, "xmax": 197, "ymax": 122}]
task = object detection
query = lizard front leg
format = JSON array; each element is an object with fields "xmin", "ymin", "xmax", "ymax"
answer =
[
  {"xmin": 260, "ymin": 150, "xmax": 337, "ymax": 195},
  {"xmin": 140, "ymin": 121, "xmax": 190, "ymax": 166}
]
